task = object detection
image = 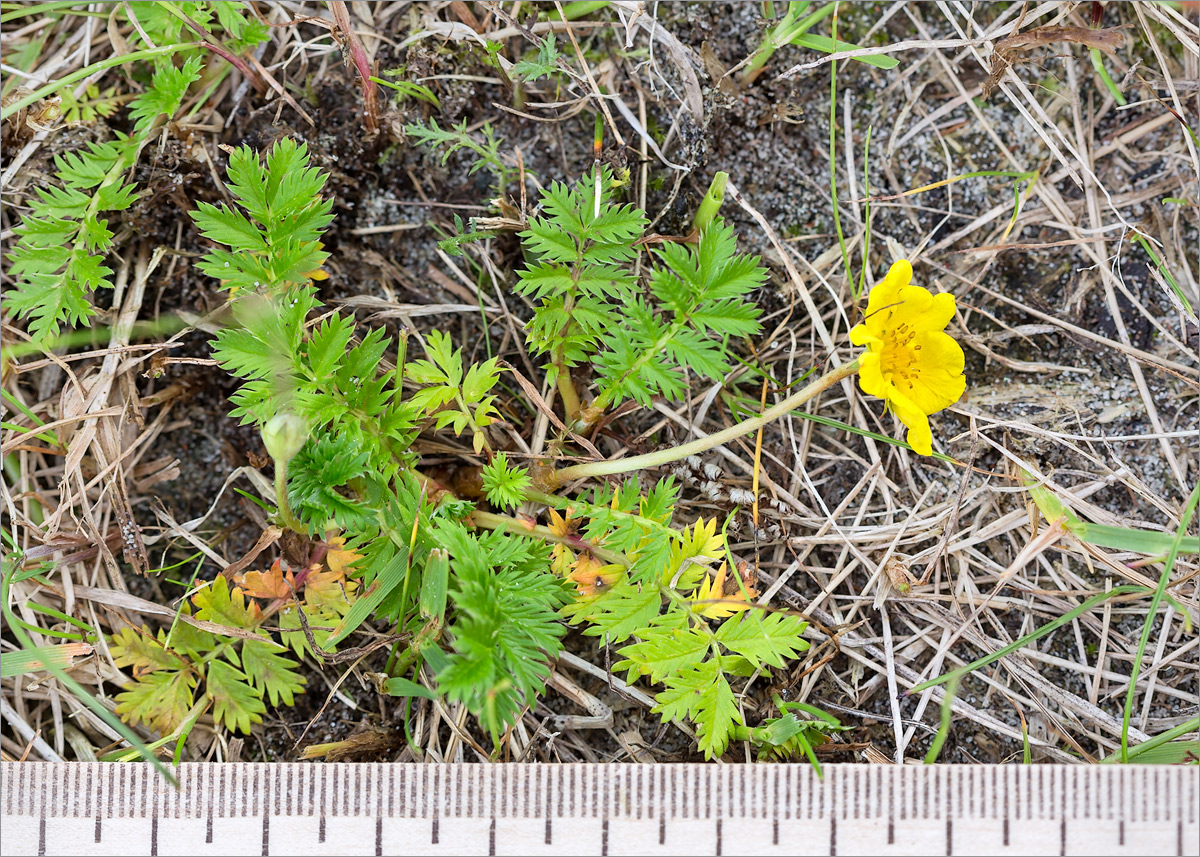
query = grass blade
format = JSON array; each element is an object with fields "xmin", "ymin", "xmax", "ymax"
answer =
[
  {"xmin": 1121, "ymin": 484, "xmax": 1199, "ymax": 762},
  {"xmin": 1, "ymin": 642, "xmax": 94, "ymax": 678}
]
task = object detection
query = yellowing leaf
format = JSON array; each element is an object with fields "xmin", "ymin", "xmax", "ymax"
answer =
[
  {"xmin": 666, "ymin": 517, "xmax": 726, "ymax": 588},
  {"xmin": 303, "ymin": 566, "xmax": 357, "ymax": 613},
  {"xmin": 240, "ymin": 638, "xmax": 306, "ymax": 706},
  {"xmin": 109, "ymin": 626, "xmax": 186, "ymax": 675},
  {"xmin": 324, "ymin": 536, "xmax": 363, "ymax": 576},
  {"xmin": 568, "ymin": 554, "xmax": 622, "ymax": 597},
  {"xmin": 689, "ymin": 562, "xmax": 757, "ymax": 620},
  {"xmin": 550, "ymin": 543, "xmax": 576, "ymax": 577},
  {"xmin": 206, "ymin": 659, "xmax": 266, "ymax": 734},
  {"xmin": 546, "ymin": 506, "xmax": 580, "ymax": 539},
  {"xmin": 114, "ymin": 670, "xmax": 198, "ymax": 735}
]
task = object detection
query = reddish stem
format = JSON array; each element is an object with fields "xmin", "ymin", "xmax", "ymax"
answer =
[{"xmin": 328, "ymin": 1, "xmax": 379, "ymax": 135}]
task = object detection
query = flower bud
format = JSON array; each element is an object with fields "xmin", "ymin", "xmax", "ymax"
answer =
[{"xmin": 261, "ymin": 414, "xmax": 308, "ymax": 464}]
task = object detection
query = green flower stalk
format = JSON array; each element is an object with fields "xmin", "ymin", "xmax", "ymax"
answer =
[
  {"xmin": 262, "ymin": 413, "xmax": 308, "ymax": 533},
  {"xmin": 539, "ymin": 356, "xmax": 860, "ymax": 490}
]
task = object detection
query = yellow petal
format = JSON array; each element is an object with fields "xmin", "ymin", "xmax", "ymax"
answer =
[
  {"xmin": 864, "ymin": 259, "xmax": 913, "ymax": 321},
  {"xmin": 889, "ymin": 389, "xmax": 934, "ymax": 456},
  {"xmin": 849, "ymin": 322, "xmax": 881, "ymax": 347},
  {"xmin": 914, "ymin": 291, "xmax": 957, "ymax": 332},
  {"xmin": 882, "ymin": 283, "xmax": 935, "ymax": 329},
  {"xmin": 905, "ymin": 330, "xmax": 966, "ymax": 415},
  {"xmin": 857, "ymin": 350, "xmax": 887, "ymax": 400},
  {"xmin": 853, "ymin": 258, "xmax": 966, "ymax": 457}
]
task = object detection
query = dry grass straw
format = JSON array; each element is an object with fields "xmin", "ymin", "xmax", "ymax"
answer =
[{"xmin": 2, "ymin": 1, "xmax": 1196, "ymax": 765}]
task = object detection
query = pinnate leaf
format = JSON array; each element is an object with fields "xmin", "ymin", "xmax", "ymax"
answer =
[
  {"xmin": 114, "ymin": 670, "xmax": 197, "ymax": 735},
  {"xmin": 192, "ymin": 577, "xmax": 262, "ymax": 630},
  {"xmin": 714, "ymin": 611, "xmax": 809, "ymax": 668},
  {"xmin": 206, "ymin": 659, "xmax": 266, "ymax": 734}
]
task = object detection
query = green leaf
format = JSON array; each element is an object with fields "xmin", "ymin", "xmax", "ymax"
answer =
[
  {"xmin": 1074, "ymin": 522, "xmax": 1199, "ymax": 555},
  {"xmin": 563, "ymin": 580, "xmax": 662, "ymax": 644},
  {"xmin": 114, "ymin": 670, "xmax": 197, "ymax": 735},
  {"xmin": 652, "ymin": 658, "xmax": 717, "ymax": 722},
  {"xmin": 714, "ymin": 611, "xmax": 809, "ymax": 669},
  {"xmin": 205, "ymin": 659, "xmax": 267, "ymax": 734},
  {"xmin": 192, "ymin": 577, "xmax": 262, "ymax": 631},
  {"xmin": 693, "ymin": 670, "xmax": 740, "ymax": 760},
  {"xmin": 239, "ymin": 637, "xmax": 306, "ymax": 707},
  {"xmin": 326, "ymin": 545, "xmax": 407, "ymax": 648},
  {"xmin": 510, "ymin": 34, "xmax": 562, "ymax": 82},
  {"xmin": 384, "ymin": 676, "xmax": 437, "ymax": 699},
  {"xmin": 225, "ymin": 144, "xmax": 271, "ymax": 221},
  {"xmin": 790, "ymin": 33, "xmax": 899, "ymax": 69},
  {"xmin": 128, "ymin": 54, "xmax": 205, "ymax": 131},
  {"xmin": 191, "ymin": 202, "xmax": 268, "ymax": 252},
  {"xmin": 615, "ymin": 626, "xmax": 710, "ymax": 683},
  {"xmin": 55, "ymin": 141, "xmax": 127, "ymax": 188},
  {"xmin": 481, "ymin": 453, "xmax": 531, "ymax": 511}
]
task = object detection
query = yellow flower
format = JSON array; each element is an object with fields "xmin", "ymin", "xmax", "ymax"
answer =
[{"xmin": 850, "ymin": 260, "xmax": 965, "ymax": 456}]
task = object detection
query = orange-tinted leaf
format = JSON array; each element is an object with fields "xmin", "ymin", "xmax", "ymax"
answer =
[
  {"xmin": 324, "ymin": 536, "xmax": 363, "ymax": 577},
  {"xmin": 568, "ymin": 554, "xmax": 623, "ymax": 597},
  {"xmin": 237, "ymin": 559, "xmax": 295, "ymax": 600},
  {"xmin": 547, "ymin": 506, "xmax": 579, "ymax": 539}
]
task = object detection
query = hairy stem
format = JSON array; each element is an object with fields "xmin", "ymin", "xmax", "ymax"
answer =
[
  {"xmin": 554, "ymin": 361, "xmax": 582, "ymax": 420},
  {"xmin": 273, "ymin": 460, "xmax": 305, "ymax": 533},
  {"xmin": 468, "ymin": 509, "xmax": 627, "ymax": 565},
  {"xmin": 543, "ymin": 357, "xmax": 860, "ymax": 489},
  {"xmin": 553, "ymin": 282, "xmax": 583, "ymax": 420}
]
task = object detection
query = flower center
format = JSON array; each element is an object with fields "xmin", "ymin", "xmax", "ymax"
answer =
[{"xmin": 880, "ymin": 322, "xmax": 922, "ymax": 389}]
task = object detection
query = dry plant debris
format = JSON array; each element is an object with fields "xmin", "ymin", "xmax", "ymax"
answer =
[{"xmin": 1, "ymin": 0, "xmax": 1196, "ymax": 769}]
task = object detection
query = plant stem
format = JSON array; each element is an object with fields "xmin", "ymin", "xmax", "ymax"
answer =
[
  {"xmin": 468, "ymin": 509, "xmax": 627, "ymax": 565},
  {"xmin": 543, "ymin": 357, "xmax": 860, "ymax": 488},
  {"xmin": 554, "ymin": 289, "xmax": 582, "ymax": 421},
  {"xmin": 273, "ymin": 459, "xmax": 305, "ymax": 533},
  {"xmin": 828, "ymin": 2, "xmax": 852, "ymax": 287},
  {"xmin": 1089, "ymin": 47, "xmax": 1126, "ymax": 106},
  {"xmin": 555, "ymin": 361, "xmax": 582, "ymax": 420},
  {"xmin": 739, "ymin": 2, "xmax": 836, "ymax": 86}
]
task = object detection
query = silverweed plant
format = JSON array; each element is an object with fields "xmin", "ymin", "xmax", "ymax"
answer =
[
  {"xmin": 5, "ymin": 2, "xmax": 269, "ymax": 342},
  {"xmin": 6, "ymin": 57, "xmax": 204, "ymax": 341},
  {"xmin": 111, "ymin": 136, "xmax": 967, "ymax": 760}
]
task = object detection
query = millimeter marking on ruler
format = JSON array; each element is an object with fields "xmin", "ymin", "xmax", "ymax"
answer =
[{"xmin": 2, "ymin": 762, "xmax": 1197, "ymax": 856}]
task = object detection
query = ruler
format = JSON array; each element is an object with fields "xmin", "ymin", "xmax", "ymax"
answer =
[{"xmin": 2, "ymin": 762, "xmax": 1197, "ymax": 856}]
